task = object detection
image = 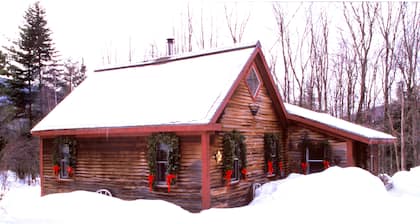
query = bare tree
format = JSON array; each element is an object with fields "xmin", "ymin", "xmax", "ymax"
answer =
[
  {"xmin": 224, "ymin": 3, "xmax": 251, "ymax": 44},
  {"xmin": 377, "ymin": 2, "xmax": 402, "ymax": 173},
  {"xmin": 343, "ymin": 2, "xmax": 379, "ymax": 123},
  {"xmin": 396, "ymin": 2, "xmax": 420, "ymax": 169}
]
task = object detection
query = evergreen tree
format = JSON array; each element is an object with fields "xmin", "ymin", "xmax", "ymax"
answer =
[{"xmin": 4, "ymin": 1, "xmax": 57, "ymax": 127}]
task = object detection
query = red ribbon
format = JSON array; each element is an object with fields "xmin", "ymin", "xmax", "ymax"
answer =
[
  {"xmin": 241, "ymin": 168, "xmax": 247, "ymax": 179},
  {"xmin": 67, "ymin": 166, "xmax": 73, "ymax": 176},
  {"xmin": 323, "ymin": 160, "xmax": 330, "ymax": 169},
  {"xmin": 53, "ymin": 165, "xmax": 60, "ymax": 176},
  {"xmin": 224, "ymin": 170, "xmax": 233, "ymax": 186},
  {"xmin": 268, "ymin": 161, "xmax": 273, "ymax": 175},
  {"xmin": 166, "ymin": 174, "xmax": 176, "ymax": 193},
  {"xmin": 279, "ymin": 162, "xmax": 283, "ymax": 171},
  {"xmin": 148, "ymin": 175, "xmax": 154, "ymax": 192},
  {"xmin": 301, "ymin": 162, "xmax": 308, "ymax": 174}
]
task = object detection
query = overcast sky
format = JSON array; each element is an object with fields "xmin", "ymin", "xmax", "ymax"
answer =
[{"xmin": 1, "ymin": 0, "xmax": 290, "ymax": 70}]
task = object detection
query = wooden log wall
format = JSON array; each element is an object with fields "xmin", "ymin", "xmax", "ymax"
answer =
[
  {"xmin": 42, "ymin": 135, "xmax": 203, "ymax": 212},
  {"xmin": 287, "ymin": 124, "xmax": 348, "ymax": 173},
  {"xmin": 210, "ymin": 70, "xmax": 285, "ymax": 208}
]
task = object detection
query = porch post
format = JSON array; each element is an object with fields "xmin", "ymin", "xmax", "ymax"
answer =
[
  {"xmin": 346, "ymin": 140, "xmax": 354, "ymax": 167},
  {"xmin": 201, "ymin": 132, "xmax": 211, "ymax": 210}
]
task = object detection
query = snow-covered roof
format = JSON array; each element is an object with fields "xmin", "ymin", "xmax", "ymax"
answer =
[
  {"xmin": 31, "ymin": 43, "xmax": 257, "ymax": 132},
  {"xmin": 285, "ymin": 103, "xmax": 396, "ymax": 141}
]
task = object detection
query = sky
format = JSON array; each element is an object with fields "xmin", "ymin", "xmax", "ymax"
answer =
[{"xmin": 0, "ymin": 0, "xmax": 283, "ymax": 70}]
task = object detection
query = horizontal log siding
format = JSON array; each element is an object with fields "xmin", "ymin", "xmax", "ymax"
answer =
[
  {"xmin": 42, "ymin": 135, "xmax": 203, "ymax": 212},
  {"xmin": 210, "ymin": 77, "xmax": 284, "ymax": 208},
  {"xmin": 287, "ymin": 124, "xmax": 348, "ymax": 173}
]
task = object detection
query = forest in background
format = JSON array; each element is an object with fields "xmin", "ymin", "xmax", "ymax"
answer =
[{"xmin": 0, "ymin": 2, "xmax": 418, "ymax": 181}]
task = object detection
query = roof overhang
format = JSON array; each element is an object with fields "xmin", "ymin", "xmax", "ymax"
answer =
[
  {"xmin": 31, "ymin": 123, "xmax": 222, "ymax": 138},
  {"xmin": 288, "ymin": 114, "xmax": 396, "ymax": 145}
]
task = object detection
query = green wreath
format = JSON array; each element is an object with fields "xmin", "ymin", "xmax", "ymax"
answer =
[
  {"xmin": 222, "ymin": 130, "xmax": 247, "ymax": 179},
  {"xmin": 147, "ymin": 133, "xmax": 180, "ymax": 186},
  {"xmin": 264, "ymin": 133, "xmax": 281, "ymax": 174},
  {"xmin": 52, "ymin": 136, "xmax": 77, "ymax": 175}
]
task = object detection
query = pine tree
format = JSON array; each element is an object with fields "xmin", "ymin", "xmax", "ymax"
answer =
[{"xmin": 4, "ymin": 1, "xmax": 57, "ymax": 127}]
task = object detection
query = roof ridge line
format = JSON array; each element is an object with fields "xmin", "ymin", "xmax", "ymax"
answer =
[{"xmin": 94, "ymin": 41, "xmax": 259, "ymax": 72}]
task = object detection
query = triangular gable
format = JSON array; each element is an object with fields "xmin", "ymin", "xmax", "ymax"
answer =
[{"xmin": 209, "ymin": 42, "xmax": 288, "ymax": 128}]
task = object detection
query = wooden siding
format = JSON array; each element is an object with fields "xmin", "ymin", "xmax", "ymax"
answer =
[
  {"xmin": 287, "ymin": 124, "xmax": 348, "ymax": 173},
  {"xmin": 210, "ymin": 71, "xmax": 284, "ymax": 208},
  {"xmin": 42, "ymin": 135, "xmax": 203, "ymax": 212}
]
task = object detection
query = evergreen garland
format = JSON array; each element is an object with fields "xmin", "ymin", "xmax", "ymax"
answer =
[
  {"xmin": 147, "ymin": 133, "xmax": 180, "ymax": 186},
  {"xmin": 222, "ymin": 130, "xmax": 247, "ymax": 178},
  {"xmin": 52, "ymin": 136, "xmax": 77, "ymax": 169}
]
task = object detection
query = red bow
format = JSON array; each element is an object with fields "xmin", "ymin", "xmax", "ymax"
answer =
[
  {"xmin": 224, "ymin": 170, "xmax": 233, "ymax": 186},
  {"xmin": 67, "ymin": 166, "xmax": 73, "ymax": 176},
  {"xmin": 166, "ymin": 174, "xmax": 176, "ymax": 193},
  {"xmin": 53, "ymin": 165, "xmax": 60, "ymax": 176},
  {"xmin": 278, "ymin": 162, "xmax": 283, "ymax": 171},
  {"xmin": 241, "ymin": 168, "xmax": 247, "ymax": 179},
  {"xmin": 268, "ymin": 161, "xmax": 273, "ymax": 175},
  {"xmin": 323, "ymin": 160, "xmax": 330, "ymax": 169},
  {"xmin": 301, "ymin": 162, "xmax": 308, "ymax": 174},
  {"xmin": 148, "ymin": 175, "xmax": 154, "ymax": 192}
]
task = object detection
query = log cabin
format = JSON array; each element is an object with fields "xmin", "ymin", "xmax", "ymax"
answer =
[{"xmin": 31, "ymin": 41, "xmax": 396, "ymax": 212}]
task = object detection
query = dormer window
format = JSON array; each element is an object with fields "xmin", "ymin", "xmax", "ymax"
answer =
[{"xmin": 246, "ymin": 67, "xmax": 261, "ymax": 98}]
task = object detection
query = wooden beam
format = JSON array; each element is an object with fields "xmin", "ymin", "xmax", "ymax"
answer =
[
  {"xmin": 201, "ymin": 132, "xmax": 211, "ymax": 210},
  {"xmin": 39, "ymin": 138, "xmax": 44, "ymax": 196},
  {"xmin": 346, "ymin": 140, "xmax": 354, "ymax": 167},
  {"xmin": 32, "ymin": 124, "xmax": 222, "ymax": 138}
]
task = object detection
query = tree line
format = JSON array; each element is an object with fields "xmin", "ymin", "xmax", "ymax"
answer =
[
  {"xmin": 0, "ymin": 2, "xmax": 86, "ymax": 180},
  {"xmin": 269, "ymin": 2, "xmax": 418, "ymax": 174}
]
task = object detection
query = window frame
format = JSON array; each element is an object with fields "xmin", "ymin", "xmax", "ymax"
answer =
[
  {"xmin": 245, "ymin": 66, "xmax": 262, "ymax": 99},
  {"xmin": 156, "ymin": 142, "xmax": 170, "ymax": 185},
  {"xmin": 305, "ymin": 144, "xmax": 327, "ymax": 174},
  {"xmin": 59, "ymin": 143, "xmax": 71, "ymax": 179}
]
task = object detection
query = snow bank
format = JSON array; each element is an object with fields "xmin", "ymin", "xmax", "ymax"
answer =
[
  {"xmin": 1, "ymin": 167, "xmax": 419, "ymax": 224},
  {"xmin": 390, "ymin": 166, "xmax": 420, "ymax": 198}
]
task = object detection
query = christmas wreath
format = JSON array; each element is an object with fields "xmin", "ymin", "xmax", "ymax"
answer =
[
  {"xmin": 147, "ymin": 133, "xmax": 180, "ymax": 192},
  {"xmin": 264, "ymin": 133, "xmax": 283, "ymax": 176},
  {"xmin": 52, "ymin": 136, "xmax": 77, "ymax": 177},
  {"xmin": 222, "ymin": 130, "xmax": 247, "ymax": 185}
]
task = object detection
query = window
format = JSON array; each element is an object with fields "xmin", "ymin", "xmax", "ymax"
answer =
[
  {"xmin": 264, "ymin": 133, "xmax": 281, "ymax": 177},
  {"xmin": 305, "ymin": 143, "xmax": 328, "ymax": 174},
  {"xmin": 246, "ymin": 67, "xmax": 261, "ymax": 98},
  {"xmin": 156, "ymin": 143, "xmax": 170, "ymax": 185},
  {"xmin": 231, "ymin": 158, "xmax": 240, "ymax": 182},
  {"xmin": 59, "ymin": 144, "xmax": 70, "ymax": 179}
]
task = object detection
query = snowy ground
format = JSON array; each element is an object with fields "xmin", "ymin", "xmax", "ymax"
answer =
[{"xmin": 0, "ymin": 166, "xmax": 419, "ymax": 224}]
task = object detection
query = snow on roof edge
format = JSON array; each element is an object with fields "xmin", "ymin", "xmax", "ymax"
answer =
[
  {"xmin": 94, "ymin": 41, "xmax": 260, "ymax": 72},
  {"xmin": 284, "ymin": 103, "xmax": 396, "ymax": 141}
]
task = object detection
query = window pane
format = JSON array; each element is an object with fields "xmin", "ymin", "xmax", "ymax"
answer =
[
  {"xmin": 309, "ymin": 162, "xmax": 324, "ymax": 173},
  {"xmin": 270, "ymin": 141, "xmax": 277, "ymax": 158},
  {"xmin": 309, "ymin": 146, "xmax": 323, "ymax": 160},
  {"xmin": 157, "ymin": 162, "xmax": 167, "ymax": 183},
  {"xmin": 232, "ymin": 159, "xmax": 240, "ymax": 182},
  {"xmin": 157, "ymin": 143, "xmax": 169, "ymax": 161},
  {"xmin": 60, "ymin": 144, "xmax": 70, "ymax": 179},
  {"xmin": 246, "ymin": 68, "xmax": 260, "ymax": 97}
]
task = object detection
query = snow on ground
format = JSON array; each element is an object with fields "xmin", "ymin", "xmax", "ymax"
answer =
[{"xmin": 1, "ymin": 166, "xmax": 419, "ymax": 224}]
